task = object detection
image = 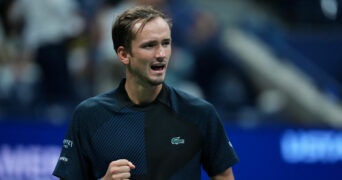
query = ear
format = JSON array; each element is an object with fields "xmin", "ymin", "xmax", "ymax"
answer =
[{"xmin": 117, "ymin": 46, "xmax": 130, "ymax": 65}]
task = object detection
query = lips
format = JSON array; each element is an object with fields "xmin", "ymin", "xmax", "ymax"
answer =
[{"xmin": 151, "ymin": 64, "xmax": 165, "ymax": 71}]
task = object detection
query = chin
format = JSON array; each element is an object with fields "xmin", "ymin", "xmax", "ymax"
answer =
[{"xmin": 148, "ymin": 78, "xmax": 165, "ymax": 86}]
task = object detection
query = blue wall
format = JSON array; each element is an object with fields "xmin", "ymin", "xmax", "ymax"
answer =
[{"xmin": 0, "ymin": 121, "xmax": 341, "ymax": 180}]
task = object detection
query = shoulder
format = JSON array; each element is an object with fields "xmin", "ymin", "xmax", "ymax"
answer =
[
  {"xmin": 68, "ymin": 89, "xmax": 120, "ymax": 133},
  {"xmin": 73, "ymin": 89, "xmax": 119, "ymax": 118},
  {"xmin": 166, "ymin": 85, "xmax": 223, "ymax": 136},
  {"xmin": 167, "ymin": 86, "xmax": 217, "ymax": 116}
]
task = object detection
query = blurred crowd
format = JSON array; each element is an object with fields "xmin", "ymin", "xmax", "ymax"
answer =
[{"xmin": 0, "ymin": 0, "xmax": 342, "ymax": 128}]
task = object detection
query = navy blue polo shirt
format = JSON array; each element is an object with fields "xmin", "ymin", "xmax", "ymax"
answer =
[{"xmin": 53, "ymin": 79, "xmax": 239, "ymax": 179}]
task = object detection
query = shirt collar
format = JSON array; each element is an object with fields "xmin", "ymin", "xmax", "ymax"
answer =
[{"xmin": 116, "ymin": 79, "xmax": 171, "ymax": 109}]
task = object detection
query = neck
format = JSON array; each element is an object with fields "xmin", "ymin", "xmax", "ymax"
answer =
[{"xmin": 124, "ymin": 78, "xmax": 163, "ymax": 105}]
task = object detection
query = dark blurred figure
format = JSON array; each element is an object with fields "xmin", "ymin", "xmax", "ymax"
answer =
[
  {"xmin": 0, "ymin": 0, "xmax": 86, "ymax": 121},
  {"xmin": 254, "ymin": 0, "xmax": 342, "ymax": 93},
  {"xmin": 256, "ymin": 0, "xmax": 342, "ymax": 26},
  {"xmin": 25, "ymin": 0, "xmax": 83, "ymax": 106},
  {"xmin": 0, "ymin": 0, "xmax": 41, "ymax": 118}
]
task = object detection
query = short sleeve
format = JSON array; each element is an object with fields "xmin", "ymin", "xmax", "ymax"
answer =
[
  {"xmin": 53, "ymin": 107, "xmax": 94, "ymax": 180},
  {"xmin": 201, "ymin": 106, "xmax": 239, "ymax": 177}
]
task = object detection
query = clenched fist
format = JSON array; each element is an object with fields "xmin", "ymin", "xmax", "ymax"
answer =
[{"xmin": 101, "ymin": 159, "xmax": 136, "ymax": 180}]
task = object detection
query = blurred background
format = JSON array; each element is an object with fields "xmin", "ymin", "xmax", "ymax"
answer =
[{"xmin": 0, "ymin": 0, "xmax": 342, "ymax": 179}]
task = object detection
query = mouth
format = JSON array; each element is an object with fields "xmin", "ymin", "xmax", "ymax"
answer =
[{"xmin": 151, "ymin": 64, "xmax": 166, "ymax": 71}]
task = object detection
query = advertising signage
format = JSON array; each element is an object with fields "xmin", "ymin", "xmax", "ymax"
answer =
[{"xmin": 0, "ymin": 121, "xmax": 341, "ymax": 180}]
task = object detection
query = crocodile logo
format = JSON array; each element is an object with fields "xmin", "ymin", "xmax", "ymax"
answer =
[{"xmin": 171, "ymin": 137, "xmax": 185, "ymax": 145}]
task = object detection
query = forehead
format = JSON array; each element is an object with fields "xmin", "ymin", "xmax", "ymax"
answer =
[{"xmin": 132, "ymin": 17, "xmax": 171, "ymax": 41}]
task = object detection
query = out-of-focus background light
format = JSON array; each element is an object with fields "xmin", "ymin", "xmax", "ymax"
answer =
[{"xmin": 321, "ymin": 0, "xmax": 338, "ymax": 20}]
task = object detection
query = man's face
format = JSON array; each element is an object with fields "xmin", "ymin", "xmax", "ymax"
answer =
[{"xmin": 126, "ymin": 17, "xmax": 171, "ymax": 86}]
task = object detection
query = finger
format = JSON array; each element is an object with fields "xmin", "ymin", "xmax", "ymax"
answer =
[
  {"xmin": 110, "ymin": 159, "xmax": 131, "ymax": 166},
  {"xmin": 110, "ymin": 159, "xmax": 135, "ymax": 169},
  {"xmin": 109, "ymin": 165, "xmax": 131, "ymax": 174},
  {"xmin": 128, "ymin": 161, "xmax": 136, "ymax": 169},
  {"xmin": 111, "ymin": 159, "xmax": 130, "ymax": 165},
  {"xmin": 111, "ymin": 172, "xmax": 131, "ymax": 179}
]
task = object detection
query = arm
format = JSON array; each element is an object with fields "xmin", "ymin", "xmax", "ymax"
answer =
[{"xmin": 210, "ymin": 167, "xmax": 235, "ymax": 180}]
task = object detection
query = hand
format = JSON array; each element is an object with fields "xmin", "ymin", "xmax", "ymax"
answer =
[{"xmin": 101, "ymin": 159, "xmax": 136, "ymax": 180}]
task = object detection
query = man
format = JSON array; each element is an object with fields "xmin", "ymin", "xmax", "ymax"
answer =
[{"xmin": 53, "ymin": 5, "xmax": 239, "ymax": 180}]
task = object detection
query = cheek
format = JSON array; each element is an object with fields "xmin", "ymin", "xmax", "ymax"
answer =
[
  {"xmin": 130, "ymin": 57, "xmax": 150, "ymax": 71},
  {"xmin": 131, "ymin": 49, "xmax": 152, "ymax": 61},
  {"xmin": 168, "ymin": 50, "xmax": 172, "ymax": 58},
  {"xmin": 166, "ymin": 47, "xmax": 172, "ymax": 57}
]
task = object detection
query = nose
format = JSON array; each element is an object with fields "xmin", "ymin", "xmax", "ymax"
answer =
[{"xmin": 155, "ymin": 45, "xmax": 166, "ymax": 60}]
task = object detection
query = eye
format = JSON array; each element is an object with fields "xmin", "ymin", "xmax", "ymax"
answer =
[
  {"xmin": 141, "ymin": 42, "xmax": 156, "ymax": 49},
  {"xmin": 162, "ymin": 40, "xmax": 171, "ymax": 47}
]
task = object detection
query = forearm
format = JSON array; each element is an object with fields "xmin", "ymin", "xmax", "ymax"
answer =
[{"xmin": 210, "ymin": 167, "xmax": 235, "ymax": 180}]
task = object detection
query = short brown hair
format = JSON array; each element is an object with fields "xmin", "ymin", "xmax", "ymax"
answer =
[{"xmin": 112, "ymin": 5, "xmax": 172, "ymax": 54}]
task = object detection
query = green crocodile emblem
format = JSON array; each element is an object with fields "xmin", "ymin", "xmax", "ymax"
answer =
[{"xmin": 171, "ymin": 137, "xmax": 185, "ymax": 145}]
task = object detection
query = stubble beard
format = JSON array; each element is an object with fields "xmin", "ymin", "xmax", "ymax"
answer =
[{"xmin": 127, "ymin": 65, "xmax": 165, "ymax": 87}]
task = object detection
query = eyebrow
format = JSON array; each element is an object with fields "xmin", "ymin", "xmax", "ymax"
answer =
[{"xmin": 139, "ymin": 38, "xmax": 171, "ymax": 45}]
